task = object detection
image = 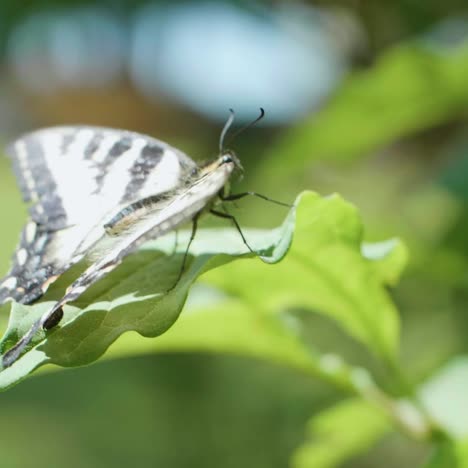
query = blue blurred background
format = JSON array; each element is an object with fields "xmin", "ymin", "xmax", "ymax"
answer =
[{"xmin": 1, "ymin": 1, "xmax": 468, "ymax": 466}]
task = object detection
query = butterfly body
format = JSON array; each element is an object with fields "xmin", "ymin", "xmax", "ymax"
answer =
[
  {"xmin": 0, "ymin": 113, "xmax": 284, "ymax": 368},
  {"xmin": 0, "ymin": 126, "xmax": 236, "ymax": 310}
]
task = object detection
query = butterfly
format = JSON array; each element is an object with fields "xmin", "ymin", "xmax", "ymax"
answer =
[{"xmin": 0, "ymin": 110, "xmax": 288, "ymax": 367}]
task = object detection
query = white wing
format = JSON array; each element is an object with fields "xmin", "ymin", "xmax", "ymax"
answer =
[
  {"xmin": 0, "ymin": 126, "xmax": 196, "ymax": 305},
  {"xmin": 1, "ymin": 155, "xmax": 237, "ymax": 368}
]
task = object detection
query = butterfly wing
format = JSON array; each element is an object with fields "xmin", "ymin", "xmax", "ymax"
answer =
[
  {"xmin": 0, "ymin": 126, "xmax": 196, "ymax": 306},
  {"xmin": 37, "ymin": 160, "xmax": 236, "ymax": 335},
  {"xmin": 1, "ymin": 152, "xmax": 236, "ymax": 368}
]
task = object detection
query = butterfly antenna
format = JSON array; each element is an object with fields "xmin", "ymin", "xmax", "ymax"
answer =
[
  {"xmin": 219, "ymin": 109, "xmax": 236, "ymax": 153},
  {"xmin": 219, "ymin": 108, "xmax": 265, "ymax": 153},
  {"xmin": 224, "ymin": 108, "xmax": 265, "ymax": 150}
]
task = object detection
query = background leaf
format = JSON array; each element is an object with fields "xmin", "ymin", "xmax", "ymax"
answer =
[
  {"xmin": 424, "ymin": 440, "xmax": 468, "ymax": 468},
  {"xmin": 291, "ymin": 398, "xmax": 391, "ymax": 468},
  {"xmin": 264, "ymin": 42, "xmax": 468, "ymax": 178},
  {"xmin": 420, "ymin": 356, "xmax": 468, "ymax": 439}
]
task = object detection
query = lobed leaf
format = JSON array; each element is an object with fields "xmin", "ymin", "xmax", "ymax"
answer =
[
  {"xmin": 201, "ymin": 192, "xmax": 403, "ymax": 362},
  {"xmin": 0, "ymin": 191, "xmax": 404, "ymax": 389}
]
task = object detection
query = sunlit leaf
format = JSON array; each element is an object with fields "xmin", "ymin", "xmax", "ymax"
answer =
[
  {"xmin": 0, "ymin": 191, "xmax": 404, "ymax": 390},
  {"xmin": 201, "ymin": 192, "xmax": 402, "ymax": 362},
  {"xmin": 362, "ymin": 238, "xmax": 408, "ymax": 286},
  {"xmin": 420, "ymin": 356, "xmax": 468, "ymax": 439}
]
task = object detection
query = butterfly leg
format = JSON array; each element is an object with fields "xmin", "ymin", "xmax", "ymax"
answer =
[
  {"xmin": 220, "ymin": 191, "xmax": 291, "ymax": 208},
  {"xmin": 171, "ymin": 230, "xmax": 179, "ymax": 256},
  {"xmin": 210, "ymin": 209, "xmax": 256, "ymax": 255},
  {"xmin": 167, "ymin": 213, "xmax": 200, "ymax": 291}
]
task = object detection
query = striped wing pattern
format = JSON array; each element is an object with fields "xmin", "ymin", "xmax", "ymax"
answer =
[
  {"xmin": 39, "ymin": 161, "xmax": 235, "ymax": 333},
  {"xmin": 0, "ymin": 126, "xmax": 196, "ymax": 306}
]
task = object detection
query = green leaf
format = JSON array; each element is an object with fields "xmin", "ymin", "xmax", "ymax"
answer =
[
  {"xmin": 291, "ymin": 398, "xmax": 390, "ymax": 468},
  {"xmin": 201, "ymin": 192, "xmax": 402, "ymax": 362},
  {"xmin": 362, "ymin": 238, "xmax": 408, "ymax": 286},
  {"xmin": 0, "ymin": 191, "xmax": 403, "ymax": 390},
  {"xmin": 420, "ymin": 356, "xmax": 468, "ymax": 439},
  {"xmin": 266, "ymin": 42, "xmax": 468, "ymax": 174},
  {"xmin": 0, "ymin": 197, "xmax": 297, "ymax": 389}
]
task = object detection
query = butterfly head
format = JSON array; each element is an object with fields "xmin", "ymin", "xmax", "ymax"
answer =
[
  {"xmin": 213, "ymin": 107, "xmax": 263, "ymax": 179},
  {"xmin": 195, "ymin": 150, "xmax": 243, "ymax": 182},
  {"xmin": 219, "ymin": 150, "xmax": 243, "ymax": 175}
]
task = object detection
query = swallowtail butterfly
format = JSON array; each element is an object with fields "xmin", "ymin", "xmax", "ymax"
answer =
[{"xmin": 0, "ymin": 111, "xmax": 287, "ymax": 367}]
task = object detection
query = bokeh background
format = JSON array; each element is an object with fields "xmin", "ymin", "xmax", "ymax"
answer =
[{"xmin": 1, "ymin": 1, "xmax": 468, "ymax": 467}]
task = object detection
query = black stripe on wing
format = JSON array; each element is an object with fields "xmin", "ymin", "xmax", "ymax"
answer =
[
  {"xmin": 7, "ymin": 126, "xmax": 196, "ymax": 214},
  {"xmin": 0, "ymin": 222, "xmax": 63, "ymax": 305},
  {"xmin": 2, "ymin": 126, "xmax": 198, "ymax": 306},
  {"xmin": 93, "ymin": 136, "xmax": 134, "ymax": 191},
  {"xmin": 83, "ymin": 132, "xmax": 104, "ymax": 160},
  {"xmin": 8, "ymin": 134, "xmax": 68, "ymax": 229},
  {"xmin": 121, "ymin": 144, "xmax": 164, "ymax": 202}
]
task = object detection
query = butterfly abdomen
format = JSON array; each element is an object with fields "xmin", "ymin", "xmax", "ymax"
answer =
[{"xmin": 103, "ymin": 193, "xmax": 170, "ymax": 236}]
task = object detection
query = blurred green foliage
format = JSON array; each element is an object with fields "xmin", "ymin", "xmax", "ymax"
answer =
[
  {"xmin": 267, "ymin": 43, "xmax": 468, "ymax": 171},
  {"xmin": 292, "ymin": 398, "xmax": 390, "ymax": 468},
  {"xmin": 2, "ymin": 2, "xmax": 468, "ymax": 468}
]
